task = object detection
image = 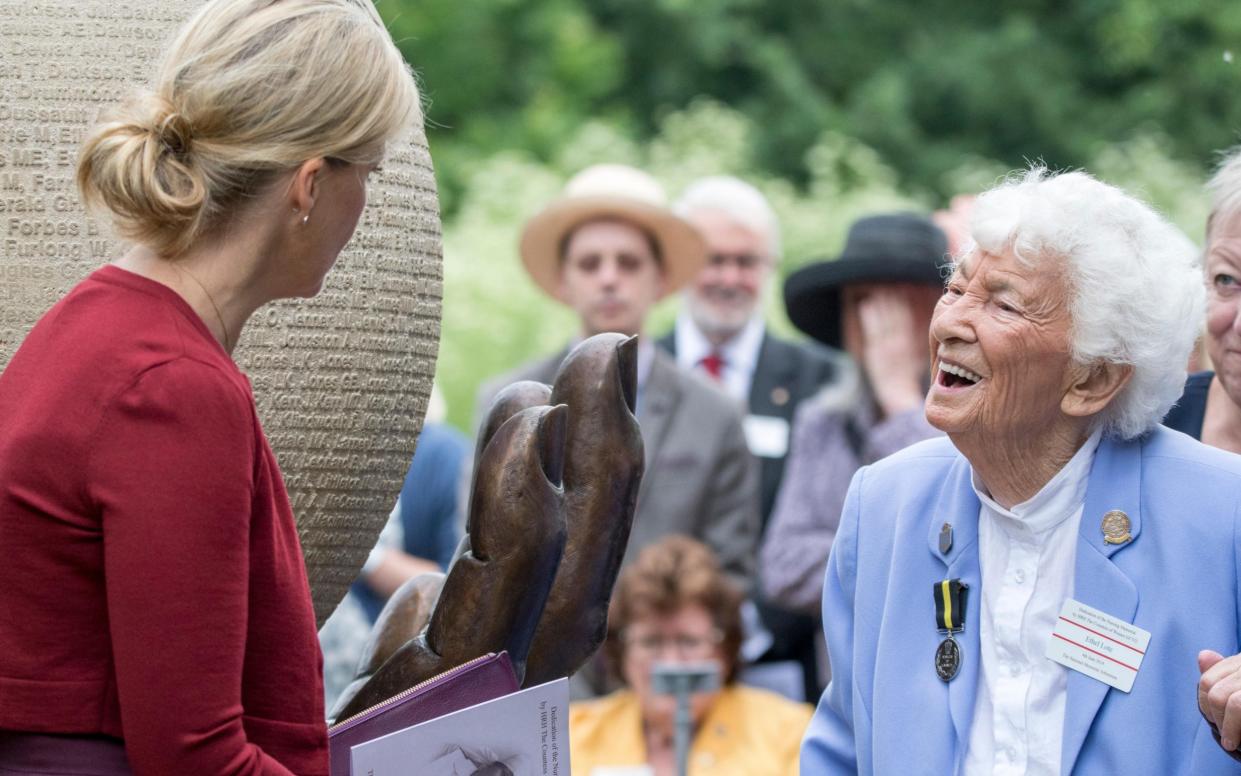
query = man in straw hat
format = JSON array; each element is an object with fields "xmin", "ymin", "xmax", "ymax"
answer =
[
  {"xmin": 476, "ymin": 164, "xmax": 761, "ymax": 592},
  {"xmin": 760, "ymin": 213, "xmax": 947, "ymax": 619}
]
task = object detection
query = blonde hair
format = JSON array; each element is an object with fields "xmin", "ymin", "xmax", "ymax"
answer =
[{"xmin": 77, "ymin": 0, "xmax": 421, "ymax": 258}]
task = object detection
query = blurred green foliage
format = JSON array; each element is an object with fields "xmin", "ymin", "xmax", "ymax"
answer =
[
  {"xmin": 381, "ymin": 0, "xmax": 1241, "ymax": 212},
  {"xmin": 435, "ymin": 102, "xmax": 914, "ymax": 429},
  {"xmin": 372, "ymin": 0, "xmax": 1223, "ymax": 428}
]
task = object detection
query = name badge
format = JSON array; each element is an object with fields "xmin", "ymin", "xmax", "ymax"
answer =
[
  {"xmin": 743, "ymin": 415, "xmax": 790, "ymax": 458},
  {"xmin": 1045, "ymin": 599, "xmax": 1150, "ymax": 693}
]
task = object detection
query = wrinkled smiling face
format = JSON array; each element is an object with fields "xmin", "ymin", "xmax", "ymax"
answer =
[{"xmin": 925, "ymin": 247, "xmax": 1077, "ymax": 444}]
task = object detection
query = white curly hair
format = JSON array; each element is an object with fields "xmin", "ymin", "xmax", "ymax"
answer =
[{"xmin": 963, "ymin": 167, "xmax": 1204, "ymax": 439}]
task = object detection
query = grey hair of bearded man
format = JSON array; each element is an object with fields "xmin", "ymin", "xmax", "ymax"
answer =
[
  {"xmin": 673, "ymin": 175, "xmax": 781, "ymax": 260},
  {"xmin": 964, "ymin": 167, "xmax": 1204, "ymax": 440},
  {"xmin": 1207, "ymin": 147, "xmax": 1241, "ymax": 238}
]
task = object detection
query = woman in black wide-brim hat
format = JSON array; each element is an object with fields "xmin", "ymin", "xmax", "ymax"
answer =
[{"xmin": 758, "ymin": 213, "xmax": 950, "ymax": 618}]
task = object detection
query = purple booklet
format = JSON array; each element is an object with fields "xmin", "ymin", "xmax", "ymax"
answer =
[{"xmin": 327, "ymin": 652, "xmax": 519, "ymax": 776}]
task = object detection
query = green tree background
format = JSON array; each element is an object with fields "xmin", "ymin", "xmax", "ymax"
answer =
[{"xmin": 374, "ymin": 0, "xmax": 1231, "ymax": 430}]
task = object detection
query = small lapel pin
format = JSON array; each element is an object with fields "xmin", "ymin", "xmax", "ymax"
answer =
[
  {"xmin": 938, "ymin": 522, "xmax": 954, "ymax": 555},
  {"xmin": 771, "ymin": 386, "xmax": 790, "ymax": 406},
  {"xmin": 1101, "ymin": 509, "xmax": 1132, "ymax": 545}
]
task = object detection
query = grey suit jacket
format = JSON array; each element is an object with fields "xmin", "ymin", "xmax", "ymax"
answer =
[{"xmin": 475, "ymin": 346, "xmax": 760, "ymax": 590}]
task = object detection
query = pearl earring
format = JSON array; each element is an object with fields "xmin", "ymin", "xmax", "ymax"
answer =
[{"xmin": 302, "ymin": 214, "xmax": 309, "ymax": 225}]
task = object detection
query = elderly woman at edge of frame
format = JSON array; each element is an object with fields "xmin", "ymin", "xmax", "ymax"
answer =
[
  {"xmin": 800, "ymin": 167, "xmax": 1241, "ymax": 775},
  {"xmin": 1165, "ymin": 147, "xmax": 1241, "ymax": 454}
]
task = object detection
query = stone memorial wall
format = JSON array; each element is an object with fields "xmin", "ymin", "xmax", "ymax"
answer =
[{"xmin": 0, "ymin": 0, "xmax": 443, "ymax": 625}]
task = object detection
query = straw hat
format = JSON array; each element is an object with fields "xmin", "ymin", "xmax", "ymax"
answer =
[
  {"xmin": 784, "ymin": 213, "xmax": 948, "ymax": 349},
  {"xmin": 519, "ymin": 164, "xmax": 708, "ymax": 299}
]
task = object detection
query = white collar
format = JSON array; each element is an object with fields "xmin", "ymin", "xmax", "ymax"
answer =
[
  {"xmin": 674, "ymin": 309, "xmax": 766, "ymax": 373},
  {"xmin": 970, "ymin": 427, "xmax": 1103, "ymax": 536}
]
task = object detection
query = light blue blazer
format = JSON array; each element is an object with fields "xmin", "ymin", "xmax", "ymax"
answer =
[{"xmin": 801, "ymin": 427, "xmax": 1241, "ymax": 775}]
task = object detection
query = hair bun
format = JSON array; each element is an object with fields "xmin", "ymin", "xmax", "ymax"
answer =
[
  {"xmin": 155, "ymin": 106, "xmax": 194, "ymax": 157},
  {"xmin": 76, "ymin": 0, "xmax": 421, "ymax": 260},
  {"xmin": 76, "ymin": 90, "xmax": 209, "ymax": 257}
]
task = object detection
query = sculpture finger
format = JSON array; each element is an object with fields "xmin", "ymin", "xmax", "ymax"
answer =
[
  {"xmin": 359, "ymin": 572, "xmax": 445, "ymax": 676},
  {"xmin": 476, "ymin": 381, "xmax": 554, "ymax": 458},
  {"xmin": 429, "ymin": 403, "xmax": 568, "ymax": 665},
  {"xmin": 463, "ymin": 380, "xmax": 552, "ymax": 538},
  {"xmin": 327, "ymin": 572, "xmax": 444, "ymax": 721},
  {"xmin": 523, "ymin": 333, "xmax": 645, "ymax": 687}
]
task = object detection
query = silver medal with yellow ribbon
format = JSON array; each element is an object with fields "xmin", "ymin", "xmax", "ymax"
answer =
[{"xmin": 933, "ymin": 578, "xmax": 968, "ymax": 682}]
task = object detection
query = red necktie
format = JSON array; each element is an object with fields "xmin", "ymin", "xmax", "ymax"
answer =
[{"xmin": 700, "ymin": 351, "xmax": 724, "ymax": 380}]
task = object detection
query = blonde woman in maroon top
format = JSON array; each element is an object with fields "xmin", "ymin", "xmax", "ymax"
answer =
[{"xmin": 0, "ymin": 1, "xmax": 419, "ymax": 773}]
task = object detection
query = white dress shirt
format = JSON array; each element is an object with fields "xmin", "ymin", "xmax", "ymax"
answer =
[
  {"xmin": 673, "ymin": 310, "xmax": 765, "ymax": 404},
  {"xmin": 962, "ymin": 428, "xmax": 1102, "ymax": 776}
]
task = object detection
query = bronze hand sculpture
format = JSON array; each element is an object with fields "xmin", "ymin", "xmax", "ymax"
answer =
[
  {"xmin": 333, "ymin": 378, "xmax": 558, "ymax": 711},
  {"xmin": 332, "ymin": 333, "xmax": 643, "ymax": 721},
  {"xmin": 333, "ymin": 402, "xmax": 568, "ymax": 720}
]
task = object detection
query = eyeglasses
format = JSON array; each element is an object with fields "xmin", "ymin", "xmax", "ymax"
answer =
[
  {"xmin": 708, "ymin": 252, "xmax": 768, "ymax": 272},
  {"xmin": 622, "ymin": 628, "xmax": 724, "ymax": 658}
]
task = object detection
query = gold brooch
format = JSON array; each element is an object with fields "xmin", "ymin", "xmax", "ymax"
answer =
[{"xmin": 1101, "ymin": 509, "xmax": 1132, "ymax": 545}]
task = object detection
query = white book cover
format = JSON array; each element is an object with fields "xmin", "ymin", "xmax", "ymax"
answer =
[{"xmin": 351, "ymin": 677, "xmax": 571, "ymax": 776}]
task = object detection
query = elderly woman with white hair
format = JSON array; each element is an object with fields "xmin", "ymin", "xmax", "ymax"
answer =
[{"xmin": 801, "ymin": 168, "xmax": 1241, "ymax": 775}]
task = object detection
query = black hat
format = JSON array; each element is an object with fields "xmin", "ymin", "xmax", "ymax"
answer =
[{"xmin": 784, "ymin": 213, "xmax": 948, "ymax": 349}]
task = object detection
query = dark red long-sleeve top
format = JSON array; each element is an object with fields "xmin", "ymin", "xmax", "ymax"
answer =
[{"xmin": 0, "ymin": 265, "xmax": 328, "ymax": 774}]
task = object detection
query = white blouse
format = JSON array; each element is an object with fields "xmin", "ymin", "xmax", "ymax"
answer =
[{"xmin": 962, "ymin": 428, "xmax": 1103, "ymax": 776}]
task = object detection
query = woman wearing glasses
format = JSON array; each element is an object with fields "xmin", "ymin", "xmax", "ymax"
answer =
[{"xmin": 570, "ymin": 536, "xmax": 812, "ymax": 776}]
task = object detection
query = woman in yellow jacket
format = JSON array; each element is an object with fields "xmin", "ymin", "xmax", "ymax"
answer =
[{"xmin": 570, "ymin": 536, "xmax": 812, "ymax": 776}]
